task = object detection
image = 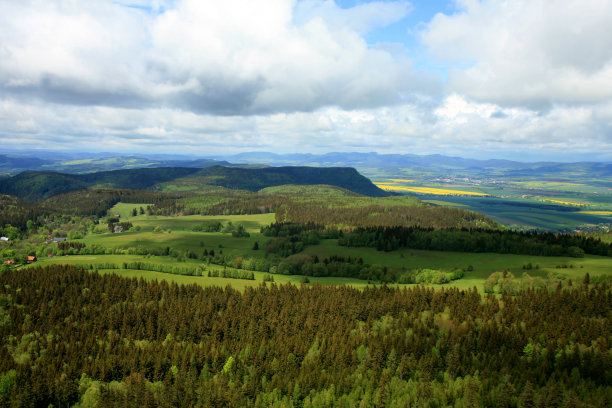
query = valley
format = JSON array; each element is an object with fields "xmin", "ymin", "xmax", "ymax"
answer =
[{"xmin": 1, "ymin": 161, "xmax": 611, "ymax": 407}]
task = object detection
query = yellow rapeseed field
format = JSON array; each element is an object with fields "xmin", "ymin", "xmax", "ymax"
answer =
[
  {"xmin": 540, "ymin": 199, "xmax": 585, "ymax": 206},
  {"xmin": 389, "ymin": 178, "xmax": 415, "ymax": 183},
  {"xmin": 578, "ymin": 210, "xmax": 612, "ymax": 215},
  {"xmin": 376, "ymin": 184, "xmax": 488, "ymax": 196}
]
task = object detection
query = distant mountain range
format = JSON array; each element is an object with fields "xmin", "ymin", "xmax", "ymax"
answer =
[
  {"xmin": 0, "ymin": 166, "xmax": 387, "ymax": 201},
  {"xmin": 0, "ymin": 154, "xmax": 231, "ymax": 176},
  {"xmin": 3, "ymin": 151, "xmax": 610, "ymax": 180},
  {"xmin": 213, "ymin": 152, "xmax": 612, "ymax": 179}
]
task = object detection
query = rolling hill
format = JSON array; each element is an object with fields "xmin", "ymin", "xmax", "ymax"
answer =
[{"xmin": 0, "ymin": 166, "xmax": 388, "ymax": 201}]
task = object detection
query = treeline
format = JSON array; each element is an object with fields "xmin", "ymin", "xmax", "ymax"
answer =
[
  {"xmin": 68, "ymin": 262, "xmax": 255, "ymax": 280},
  {"xmin": 270, "ymin": 254, "xmax": 464, "ymax": 284},
  {"xmin": 0, "ymin": 266, "xmax": 610, "ymax": 407},
  {"xmin": 1, "ymin": 189, "xmax": 193, "ymax": 234},
  {"xmin": 40, "ymin": 188, "xmax": 191, "ymax": 217},
  {"xmin": 261, "ymin": 223, "xmax": 339, "ymax": 257},
  {"xmin": 0, "ymin": 195, "xmax": 47, "ymax": 235},
  {"xmin": 275, "ymin": 202, "xmax": 496, "ymax": 229},
  {"xmin": 76, "ymin": 261, "xmax": 206, "ymax": 277},
  {"xmin": 339, "ymin": 226, "xmax": 612, "ymax": 257}
]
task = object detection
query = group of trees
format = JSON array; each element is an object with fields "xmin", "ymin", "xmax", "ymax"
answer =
[
  {"xmin": 0, "ymin": 189, "xmax": 192, "ymax": 235},
  {"xmin": 339, "ymin": 226, "xmax": 612, "ymax": 257},
  {"xmin": 0, "ymin": 266, "xmax": 610, "ymax": 407}
]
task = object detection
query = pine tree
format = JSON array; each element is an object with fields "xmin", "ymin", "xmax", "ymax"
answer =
[{"xmin": 518, "ymin": 381, "xmax": 536, "ymax": 408}]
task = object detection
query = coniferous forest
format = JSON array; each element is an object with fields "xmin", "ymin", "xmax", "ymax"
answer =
[
  {"xmin": 3, "ymin": 0, "xmax": 612, "ymax": 405},
  {"xmin": 1, "ymin": 265, "xmax": 611, "ymax": 407}
]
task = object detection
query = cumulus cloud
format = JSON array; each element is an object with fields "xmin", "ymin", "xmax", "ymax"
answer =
[
  {"xmin": 2, "ymin": 93, "xmax": 610, "ymax": 160},
  {"xmin": 421, "ymin": 0, "xmax": 612, "ymax": 108},
  {"xmin": 0, "ymin": 0, "xmax": 433, "ymax": 115},
  {"xmin": 0, "ymin": 0, "xmax": 610, "ymax": 161}
]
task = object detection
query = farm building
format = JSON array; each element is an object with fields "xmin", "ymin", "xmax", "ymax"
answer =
[
  {"xmin": 0, "ymin": 236, "xmax": 9, "ymax": 241},
  {"xmin": 27, "ymin": 256, "xmax": 37, "ymax": 263},
  {"xmin": 3, "ymin": 260, "xmax": 15, "ymax": 264}
]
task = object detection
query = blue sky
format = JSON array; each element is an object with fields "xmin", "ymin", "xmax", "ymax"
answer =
[{"xmin": 0, "ymin": 0, "xmax": 611, "ymax": 161}]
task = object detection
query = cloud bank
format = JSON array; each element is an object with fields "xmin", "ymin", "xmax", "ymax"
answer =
[{"xmin": 0, "ymin": 0, "xmax": 610, "ymax": 161}]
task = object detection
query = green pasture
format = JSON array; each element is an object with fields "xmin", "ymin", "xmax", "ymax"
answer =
[
  {"xmin": 31, "ymin": 243, "xmax": 610, "ymax": 294},
  {"xmin": 28, "ymin": 254, "xmax": 378, "ymax": 291},
  {"xmin": 108, "ymin": 203, "xmax": 152, "ymax": 220},
  {"xmin": 302, "ymin": 239, "xmax": 611, "ymax": 281},
  {"xmin": 130, "ymin": 213, "xmax": 274, "ymax": 232},
  {"xmin": 84, "ymin": 230, "xmax": 265, "ymax": 261},
  {"xmin": 97, "ymin": 269, "xmax": 375, "ymax": 291},
  {"xmin": 40, "ymin": 205, "xmax": 611, "ymax": 292},
  {"xmin": 107, "ymin": 202, "xmax": 276, "ymax": 231}
]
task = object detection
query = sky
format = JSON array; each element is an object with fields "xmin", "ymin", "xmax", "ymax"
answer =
[{"xmin": 1, "ymin": 0, "xmax": 611, "ymax": 162}]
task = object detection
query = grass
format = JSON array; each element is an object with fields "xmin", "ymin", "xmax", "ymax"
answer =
[
  {"xmin": 108, "ymin": 203, "xmax": 152, "ymax": 220},
  {"xmin": 131, "ymin": 214, "xmax": 275, "ymax": 232},
  {"xmin": 31, "ymin": 248, "xmax": 610, "ymax": 293},
  {"xmin": 423, "ymin": 199, "xmax": 468, "ymax": 207},
  {"xmin": 34, "ymin": 233, "xmax": 611, "ymax": 293},
  {"xmin": 28, "ymin": 255, "xmax": 381, "ymax": 291},
  {"xmin": 37, "ymin": 204, "xmax": 611, "ymax": 293},
  {"xmin": 302, "ymin": 239, "xmax": 612, "ymax": 281}
]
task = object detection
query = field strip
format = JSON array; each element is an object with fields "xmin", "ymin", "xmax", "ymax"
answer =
[
  {"xmin": 539, "ymin": 199, "xmax": 586, "ymax": 206},
  {"xmin": 376, "ymin": 184, "xmax": 488, "ymax": 196}
]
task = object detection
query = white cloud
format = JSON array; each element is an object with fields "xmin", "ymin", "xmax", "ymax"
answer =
[
  {"xmin": 1, "ymin": 94, "xmax": 610, "ymax": 160},
  {"xmin": 0, "ymin": 0, "xmax": 430, "ymax": 114},
  {"xmin": 0, "ymin": 0, "xmax": 610, "ymax": 160},
  {"xmin": 421, "ymin": 0, "xmax": 612, "ymax": 108}
]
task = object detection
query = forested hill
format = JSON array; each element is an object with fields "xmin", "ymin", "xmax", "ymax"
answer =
[
  {"xmin": 189, "ymin": 166, "xmax": 387, "ymax": 196},
  {"xmin": 0, "ymin": 166, "xmax": 388, "ymax": 201},
  {"xmin": 0, "ymin": 168, "xmax": 200, "ymax": 201}
]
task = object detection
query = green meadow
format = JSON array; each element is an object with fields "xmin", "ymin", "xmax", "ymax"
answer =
[
  {"xmin": 32, "ymin": 204, "xmax": 610, "ymax": 292},
  {"xmin": 31, "ymin": 254, "xmax": 375, "ymax": 291}
]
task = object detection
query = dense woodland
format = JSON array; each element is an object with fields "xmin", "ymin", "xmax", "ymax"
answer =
[
  {"xmin": 1, "ymin": 169, "xmax": 611, "ymax": 406},
  {"xmin": 0, "ymin": 166, "xmax": 386, "ymax": 201},
  {"xmin": 0, "ymin": 266, "xmax": 610, "ymax": 407},
  {"xmin": 338, "ymin": 226, "xmax": 612, "ymax": 257}
]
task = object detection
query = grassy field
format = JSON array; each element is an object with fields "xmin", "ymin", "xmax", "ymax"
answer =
[
  {"xmin": 28, "ymin": 254, "xmax": 377, "ymax": 291},
  {"xmin": 24, "ymin": 202, "xmax": 607, "ymax": 293},
  {"xmin": 108, "ymin": 202, "xmax": 152, "ymax": 219},
  {"xmin": 29, "ymin": 246, "xmax": 610, "ymax": 293},
  {"xmin": 302, "ymin": 239, "xmax": 611, "ymax": 278},
  {"xmin": 32, "ymin": 236, "xmax": 611, "ymax": 294}
]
